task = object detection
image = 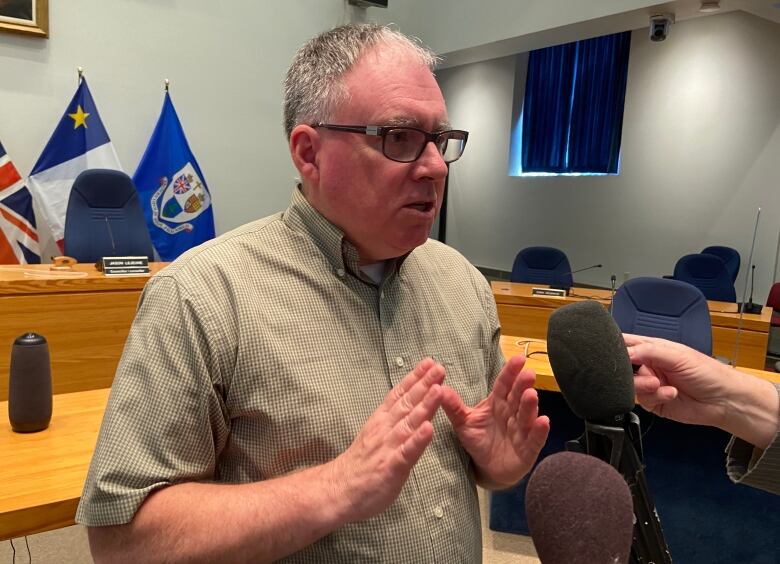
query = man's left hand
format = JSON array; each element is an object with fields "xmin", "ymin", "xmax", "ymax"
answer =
[{"xmin": 441, "ymin": 355, "xmax": 550, "ymax": 489}]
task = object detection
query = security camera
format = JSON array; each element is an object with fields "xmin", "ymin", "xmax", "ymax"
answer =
[{"xmin": 649, "ymin": 14, "xmax": 674, "ymax": 42}]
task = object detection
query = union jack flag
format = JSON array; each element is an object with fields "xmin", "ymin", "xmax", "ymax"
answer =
[
  {"xmin": 172, "ymin": 174, "xmax": 191, "ymax": 194},
  {"xmin": 0, "ymin": 140, "xmax": 40, "ymax": 264}
]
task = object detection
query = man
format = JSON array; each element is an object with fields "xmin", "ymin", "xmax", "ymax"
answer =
[
  {"xmin": 625, "ymin": 334, "xmax": 779, "ymax": 495},
  {"xmin": 77, "ymin": 24, "xmax": 550, "ymax": 562}
]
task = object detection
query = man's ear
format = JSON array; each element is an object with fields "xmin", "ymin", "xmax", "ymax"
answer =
[{"xmin": 289, "ymin": 125, "xmax": 320, "ymax": 185}]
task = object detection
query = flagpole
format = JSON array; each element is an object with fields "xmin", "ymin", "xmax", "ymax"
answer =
[
  {"xmin": 77, "ymin": 67, "xmax": 83, "ymax": 85},
  {"xmin": 164, "ymin": 79, "xmax": 169, "ymax": 92}
]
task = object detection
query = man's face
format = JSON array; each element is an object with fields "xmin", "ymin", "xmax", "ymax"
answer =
[{"xmin": 304, "ymin": 46, "xmax": 450, "ymax": 264}]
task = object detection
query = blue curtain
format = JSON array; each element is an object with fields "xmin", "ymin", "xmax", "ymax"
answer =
[{"xmin": 521, "ymin": 31, "xmax": 631, "ymax": 174}]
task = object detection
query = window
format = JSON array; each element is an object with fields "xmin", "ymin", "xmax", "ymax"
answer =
[{"xmin": 509, "ymin": 31, "xmax": 632, "ymax": 176}]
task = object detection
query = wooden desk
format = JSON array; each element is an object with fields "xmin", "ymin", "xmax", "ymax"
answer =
[
  {"xmin": 498, "ymin": 335, "xmax": 780, "ymax": 392},
  {"xmin": 0, "ymin": 263, "xmax": 166, "ymax": 401},
  {"xmin": 0, "ymin": 388, "xmax": 109, "ymax": 539},
  {"xmin": 1, "ymin": 343, "xmax": 778, "ymax": 540},
  {"xmin": 492, "ymin": 281, "xmax": 772, "ymax": 369}
]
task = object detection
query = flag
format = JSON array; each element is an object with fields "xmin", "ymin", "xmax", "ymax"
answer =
[
  {"xmin": 0, "ymin": 140, "xmax": 40, "ymax": 263},
  {"xmin": 27, "ymin": 77, "xmax": 122, "ymax": 251},
  {"xmin": 133, "ymin": 92, "xmax": 215, "ymax": 261}
]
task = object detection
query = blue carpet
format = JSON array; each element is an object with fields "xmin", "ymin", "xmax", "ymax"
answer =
[{"xmin": 489, "ymin": 391, "xmax": 780, "ymax": 563}]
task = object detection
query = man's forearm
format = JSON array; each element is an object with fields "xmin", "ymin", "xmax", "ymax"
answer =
[{"xmin": 89, "ymin": 461, "xmax": 350, "ymax": 564}]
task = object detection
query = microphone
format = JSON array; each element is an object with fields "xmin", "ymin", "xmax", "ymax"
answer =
[
  {"xmin": 526, "ymin": 451, "xmax": 634, "ymax": 564},
  {"xmin": 733, "ymin": 207, "xmax": 762, "ymax": 365},
  {"xmin": 738, "ymin": 264, "xmax": 762, "ymax": 314},
  {"xmin": 547, "ymin": 300, "xmax": 672, "ymax": 563},
  {"xmin": 551, "ymin": 264, "xmax": 603, "ymax": 292},
  {"xmin": 609, "ymin": 274, "xmax": 617, "ymax": 314}
]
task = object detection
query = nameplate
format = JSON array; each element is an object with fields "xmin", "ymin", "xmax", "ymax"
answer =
[
  {"xmin": 101, "ymin": 256, "xmax": 150, "ymax": 276},
  {"xmin": 531, "ymin": 287, "xmax": 568, "ymax": 297}
]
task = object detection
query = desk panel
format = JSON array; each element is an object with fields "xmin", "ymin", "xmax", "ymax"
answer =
[
  {"xmin": 0, "ymin": 264, "xmax": 165, "ymax": 401},
  {"xmin": 493, "ymin": 281, "xmax": 771, "ymax": 369}
]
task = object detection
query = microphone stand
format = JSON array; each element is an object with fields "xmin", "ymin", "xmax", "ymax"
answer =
[{"xmin": 566, "ymin": 414, "xmax": 672, "ymax": 564}]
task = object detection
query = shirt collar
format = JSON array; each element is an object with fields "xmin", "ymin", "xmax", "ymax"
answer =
[{"xmin": 282, "ymin": 186, "xmax": 407, "ymax": 285}]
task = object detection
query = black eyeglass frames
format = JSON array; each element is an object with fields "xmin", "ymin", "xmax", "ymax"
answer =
[{"xmin": 312, "ymin": 123, "xmax": 469, "ymax": 164}]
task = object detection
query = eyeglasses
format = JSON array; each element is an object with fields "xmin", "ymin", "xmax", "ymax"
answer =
[{"xmin": 312, "ymin": 123, "xmax": 469, "ymax": 164}]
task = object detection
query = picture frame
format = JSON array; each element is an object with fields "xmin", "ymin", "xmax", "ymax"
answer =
[{"xmin": 0, "ymin": 0, "xmax": 48, "ymax": 38}]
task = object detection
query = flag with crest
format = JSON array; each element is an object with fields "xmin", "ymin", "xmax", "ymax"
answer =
[{"xmin": 133, "ymin": 92, "xmax": 215, "ymax": 260}]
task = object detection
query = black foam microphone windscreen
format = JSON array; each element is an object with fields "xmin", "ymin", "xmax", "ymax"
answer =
[
  {"xmin": 8, "ymin": 332, "xmax": 52, "ymax": 433},
  {"xmin": 547, "ymin": 300, "xmax": 635, "ymax": 421},
  {"xmin": 526, "ymin": 451, "xmax": 634, "ymax": 564}
]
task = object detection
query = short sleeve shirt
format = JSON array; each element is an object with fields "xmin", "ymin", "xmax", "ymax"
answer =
[{"xmin": 76, "ymin": 188, "xmax": 503, "ymax": 562}]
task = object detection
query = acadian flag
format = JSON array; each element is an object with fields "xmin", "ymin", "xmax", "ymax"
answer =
[
  {"xmin": 27, "ymin": 77, "xmax": 122, "ymax": 251},
  {"xmin": 0, "ymin": 140, "xmax": 40, "ymax": 264},
  {"xmin": 133, "ymin": 92, "xmax": 215, "ymax": 260}
]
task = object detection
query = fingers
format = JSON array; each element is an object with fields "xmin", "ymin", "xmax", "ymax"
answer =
[
  {"xmin": 440, "ymin": 385, "xmax": 469, "ymax": 427},
  {"xmin": 491, "ymin": 356, "xmax": 528, "ymax": 401},
  {"xmin": 392, "ymin": 383, "xmax": 443, "ymax": 444},
  {"xmin": 507, "ymin": 388, "xmax": 550, "ymax": 469},
  {"xmin": 397, "ymin": 421, "xmax": 435, "ymax": 467},
  {"xmin": 382, "ymin": 357, "xmax": 437, "ymax": 411},
  {"xmin": 386, "ymin": 360, "xmax": 445, "ymax": 423}
]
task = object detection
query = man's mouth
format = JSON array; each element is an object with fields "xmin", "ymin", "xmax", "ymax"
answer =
[{"xmin": 405, "ymin": 202, "xmax": 435, "ymax": 213}]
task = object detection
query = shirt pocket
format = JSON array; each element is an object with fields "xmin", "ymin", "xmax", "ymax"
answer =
[{"xmin": 431, "ymin": 348, "xmax": 488, "ymax": 408}]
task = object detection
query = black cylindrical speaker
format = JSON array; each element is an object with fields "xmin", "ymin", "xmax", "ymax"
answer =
[{"xmin": 8, "ymin": 332, "xmax": 52, "ymax": 433}]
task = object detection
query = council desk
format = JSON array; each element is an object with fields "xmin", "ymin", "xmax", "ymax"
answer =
[
  {"xmin": 0, "ymin": 263, "xmax": 168, "ymax": 402},
  {"xmin": 492, "ymin": 281, "xmax": 772, "ymax": 369},
  {"xmin": 3, "ymin": 336, "xmax": 779, "ymax": 540}
]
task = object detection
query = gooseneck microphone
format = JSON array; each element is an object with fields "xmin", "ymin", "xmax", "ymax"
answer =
[
  {"xmin": 547, "ymin": 301, "xmax": 672, "ymax": 564},
  {"xmin": 551, "ymin": 264, "xmax": 603, "ymax": 292},
  {"xmin": 526, "ymin": 451, "xmax": 634, "ymax": 564}
]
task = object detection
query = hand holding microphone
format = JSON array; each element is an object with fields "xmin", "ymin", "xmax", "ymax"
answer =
[{"xmin": 624, "ymin": 333, "xmax": 779, "ymax": 451}]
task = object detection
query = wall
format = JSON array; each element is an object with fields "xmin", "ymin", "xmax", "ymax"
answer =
[
  {"xmin": 377, "ymin": 0, "xmax": 661, "ymax": 61},
  {"xmin": 436, "ymin": 10, "xmax": 780, "ymax": 302},
  {"xmin": 0, "ymin": 0, "xmax": 356, "ymax": 257}
]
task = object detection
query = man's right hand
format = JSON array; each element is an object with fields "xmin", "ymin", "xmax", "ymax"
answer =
[{"xmin": 328, "ymin": 358, "xmax": 445, "ymax": 523}]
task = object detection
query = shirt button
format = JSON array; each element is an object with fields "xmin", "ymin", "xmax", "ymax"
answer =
[
  {"xmin": 380, "ymin": 291, "xmax": 385, "ymax": 299},
  {"xmin": 336, "ymin": 268, "xmax": 345, "ymax": 277},
  {"xmin": 395, "ymin": 357, "xmax": 404, "ymax": 367},
  {"xmin": 433, "ymin": 506, "xmax": 444, "ymax": 519}
]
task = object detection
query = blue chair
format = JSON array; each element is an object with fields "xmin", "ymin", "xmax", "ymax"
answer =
[
  {"xmin": 701, "ymin": 245, "xmax": 740, "ymax": 284},
  {"xmin": 673, "ymin": 253, "xmax": 736, "ymax": 302},
  {"xmin": 64, "ymin": 169, "xmax": 155, "ymax": 263},
  {"xmin": 612, "ymin": 277, "xmax": 712, "ymax": 355},
  {"xmin": 510, "ymin": 246, "xmax": 573, "ymax": 287}
]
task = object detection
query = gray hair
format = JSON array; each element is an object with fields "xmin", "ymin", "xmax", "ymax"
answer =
[{"xmin": 283, "ymin": 23, "xmax": 439, "ymax": 139}]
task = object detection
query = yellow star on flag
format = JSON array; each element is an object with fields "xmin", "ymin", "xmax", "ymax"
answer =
[{"xmin": 68, "ymin": 105, "xmax": 90, "ymax": 129}]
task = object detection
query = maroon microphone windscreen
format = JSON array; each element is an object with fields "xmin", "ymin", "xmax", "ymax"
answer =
[{"xmin": 526, "ymin": 451, "xmax": 634, "ymax": 564}]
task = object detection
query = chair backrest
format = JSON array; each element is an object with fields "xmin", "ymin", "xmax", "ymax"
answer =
[
  {"xmin": 701, "ymin": 245, "xmax": 740, "ymax": 284},
  {"xmin": 766, "ymin": 282, "xmax": 780, "ymax": 309},
  {"xmin": 510, "ymin": 246, "xmax": 573, "ymax": 287},
  {"xmin": 612, "ymin": 277, "xmax": 712, "ymax": 355},
  {"xmin": 673, "ymin": 253, "xmax": 736, "ymax": 302},
  {"xmin": 64, "ymin": 169, "xmax": 155, "ymax": 263}
]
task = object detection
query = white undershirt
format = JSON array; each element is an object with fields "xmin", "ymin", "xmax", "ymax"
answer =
[{"xmin": 360, "ymin": 261, "xmax": 386, "ymax": 284}]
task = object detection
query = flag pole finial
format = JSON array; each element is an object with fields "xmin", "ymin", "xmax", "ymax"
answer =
[
  {"xmin": 77, "ymin": 67, "xmax": 84, "ymax": 84},
  {"xmin": 164, "ymin": 79, "xmax": 170, "ymax": 92}
]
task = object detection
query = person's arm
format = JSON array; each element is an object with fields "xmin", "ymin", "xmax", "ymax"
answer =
[
  {"xmin": 623, "ymin": 334, "xmax": 779, "ymax": 449},
  {"xmin": 89, "ymin": 358, "xmax": 446, "ymax": 563}
]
